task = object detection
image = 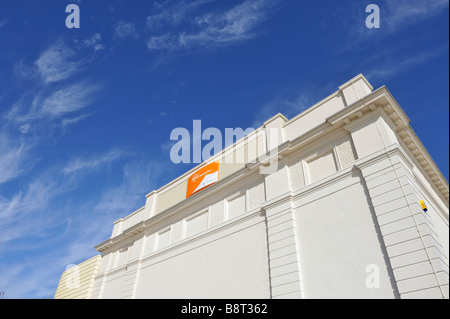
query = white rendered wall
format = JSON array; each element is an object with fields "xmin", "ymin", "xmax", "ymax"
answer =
[
  {"xmin": 293, "ymin": 170, "xmax": 397, "ymax": 298},
  {"xmin": 134, "ymin": 214, "xmax": 271, "ymax": 299}
]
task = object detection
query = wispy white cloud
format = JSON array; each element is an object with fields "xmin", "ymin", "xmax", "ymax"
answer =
[
  {"xmin": 0, "ymin": 20, "xmax": 7, "ymax": 29},
  {"xmin": 0, "ymin": 178, "xmax": 58, "ymax": 242},
  {"xmin": 146, "ymin": 0, "xmax": 278, "ymax": 53},
  {"xmin": 34, "ymin": 40, "xmax": 83, "ymax": 84},
  {"xmin": 338, "ymin": 0, "xmax": 449, "ymax": 53},
  {"xmin": 146, "ymin": 0, "xmax": 213, "ymax": 29},
  {"xmin": 146, "ymin": 33, "xmax": 177, "ymax": 52},
  {"xmin": 12, "ymin": 38, "xmax": 105, "ymax": 132},
  {"xmin": 0, "ymin": 179, "xmax": 98, "ymax": 298},
  {"xmin": 1, "ymin": 101, "xmax": 39, "ymax": 186},
  {"xmin": 0, "ymin": 86, "xmax": 98, "ymax": 188},
  {"xmin": 114, "ymin": 21, "xmax": 138, "ymax": 39},
  {"xmin": 365, "ymin": 46, "xmax": 449, "ymax": 82},
  {"xmin": 384, "ymin": 0, "xmax": 449, "ymax": 32},
  {"xmin": 92, "ymin": 159, "xmax": 165, "ymax": 215},
  {"xmin": 40, "ymin": 82, "xmax": 101, "ymax": 118},
  {"xmin": 329, "ymin": 0, "xmax": 449, "ymax": 80},
  {"xmin": 13, "ymin": 60, "xmax": 39, "ymax": 82},
  {"xmin": 11, "ymin": 40, "xmax": 99, "ymax": 127},
  {"xmin": 1, "ymin": 40, "xmax": 103, "ymax": 189},
  {"xmin": 185, "ymin": 0, "xmax": 276, "ymax": 46},
  {"xmin": 6, "ymin": 81, "xmax": 101, "ymax": 128},
  {"xmin": 0, "ymin": 131, "xmax": 31, "ymax": 184},
  {"xmin": 61, "ymin": 112, "xmax": 94, "ymax": 131},
  {"xmin": 63, "ymin": 148, "xmax": 127, "ymax": 175},
  {"xmin": 84, "ymin": 33, "xmax": 105, "ymax": 51}
]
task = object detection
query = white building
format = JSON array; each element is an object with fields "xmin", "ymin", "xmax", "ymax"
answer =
[{"xmin": 55, "ymin": 74, "xmax": 449, "ymax": 299}]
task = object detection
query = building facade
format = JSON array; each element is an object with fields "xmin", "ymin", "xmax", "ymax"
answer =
[{"xmin": 56, "ymin": 74, "xmax": 449, "ymax": 299}]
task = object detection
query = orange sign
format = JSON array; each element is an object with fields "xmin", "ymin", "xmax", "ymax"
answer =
[{"xmin": 186, "ymin": 162, "xmax": 220, "ymax": 198}]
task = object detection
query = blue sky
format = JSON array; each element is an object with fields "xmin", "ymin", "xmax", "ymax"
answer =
[{"xmin": 0, "ymin": 0, "xmax": 448, "ymax": 299}]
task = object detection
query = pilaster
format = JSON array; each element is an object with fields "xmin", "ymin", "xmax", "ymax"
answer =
[
  {"xmin": 264, "ymin": 198, "xmax": 303, "ymax": 299},
  {"xmin": 121, "ymin": 261, "xmax": 140, "ymax": 299}
]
